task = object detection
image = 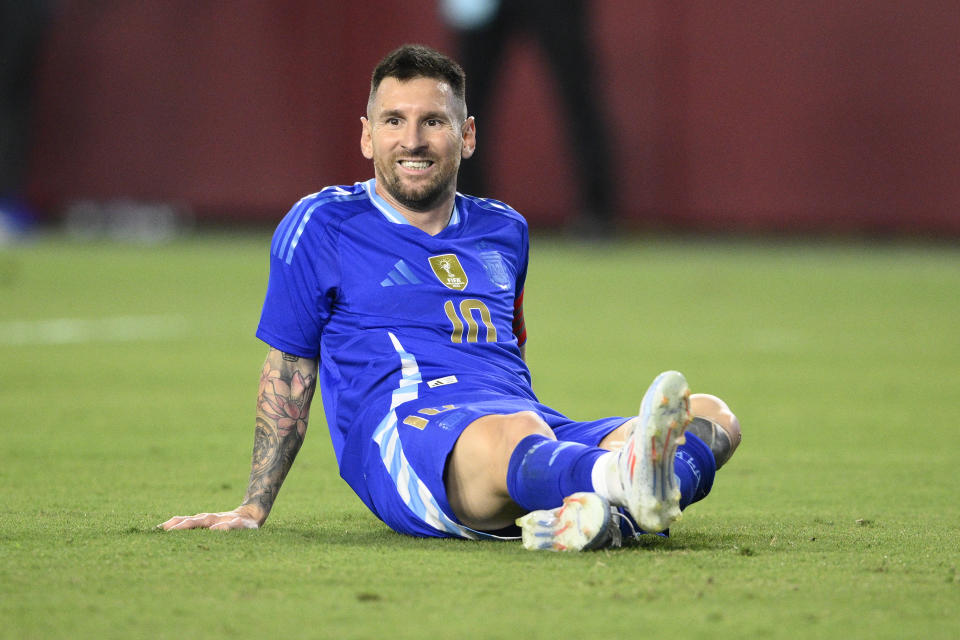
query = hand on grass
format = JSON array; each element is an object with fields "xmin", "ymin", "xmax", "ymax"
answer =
[{"xmin": 159, "ymin": 507, "xmax": 261, "ymax": 531}]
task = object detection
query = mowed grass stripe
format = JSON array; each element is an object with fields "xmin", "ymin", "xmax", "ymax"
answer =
[{"xmin": 0, "ymin": 314, "xmax": 190, "ymax": 346}]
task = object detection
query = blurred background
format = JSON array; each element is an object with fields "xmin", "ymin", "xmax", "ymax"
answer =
[{"xmin": 3, "ymin": 0, "xmax": 959, "ymax": 240}]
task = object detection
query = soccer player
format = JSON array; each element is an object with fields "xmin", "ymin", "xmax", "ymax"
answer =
[{"xmin": 160, "ymin": 44, "xmax": 741, "ymax": 550}]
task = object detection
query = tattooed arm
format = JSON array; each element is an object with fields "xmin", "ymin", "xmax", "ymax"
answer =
[
  {"xmin": 160, "ymin": 348, "xmax": 318, "ymax": 531},
  {"xmin": 239, "ymin": 348, "xmax": 317, "ymax": 523}
]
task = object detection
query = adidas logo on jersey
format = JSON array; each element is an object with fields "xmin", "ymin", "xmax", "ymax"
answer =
[{"xmin": 380, "ymin": 260, "xmax": 422, "ymax": 287}]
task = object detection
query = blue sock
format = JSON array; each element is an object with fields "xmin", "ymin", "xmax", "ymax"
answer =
[
  {"xmin": 615, "ymin": 432, "xmax": 718, "ymax": 538},
  {"xmin": 675, "ymin": 432, "xmax": 717, "ymax": 509},
  {"xmin": 505, "ymin": 435, "xmax": 605, "ymax": 511}
]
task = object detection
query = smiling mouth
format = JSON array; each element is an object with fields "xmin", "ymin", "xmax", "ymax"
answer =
[{"xmin": 398, "ymin": 159, "xmax": 434, "ymax": 170}]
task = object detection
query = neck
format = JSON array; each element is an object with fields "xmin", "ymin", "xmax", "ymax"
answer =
[{"xmin": 374, "ymin": 180, "xmax": 456, "ymax": 236}]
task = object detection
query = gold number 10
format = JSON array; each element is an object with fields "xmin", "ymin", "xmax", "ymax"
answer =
[{"xmin": 444, "ymin": 299, "xmax": 497, "ymax": 343}]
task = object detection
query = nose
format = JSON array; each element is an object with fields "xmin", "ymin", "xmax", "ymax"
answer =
[{"xmin": 400, "ymin": 123, "xmax": 426, "ymax": 152}]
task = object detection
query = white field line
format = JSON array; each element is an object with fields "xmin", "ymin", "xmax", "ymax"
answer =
[{"xmin": 0, "ymin": 314, "xmax": 190, "ymax": 346}]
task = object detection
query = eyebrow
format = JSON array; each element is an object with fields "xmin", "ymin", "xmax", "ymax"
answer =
[{"xmin": 378, "ymin": 109, "xmax": 450, "ymax": 122}]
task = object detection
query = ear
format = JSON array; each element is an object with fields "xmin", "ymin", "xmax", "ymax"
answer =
[
  {"xmin": 360, "ymin": 117, "xmax": 373, "ymax": 160},
  {"xmin": 461, "ymin": 116, "xmax": 477, "ymax": 159}
]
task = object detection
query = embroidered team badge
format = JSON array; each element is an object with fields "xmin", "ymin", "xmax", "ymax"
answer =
[
  {"xmin": 480, "ymin": 250, "xmax": 511, "ymax": 290},
  {"xmin": 428, "ymin": 254, "xmax": 468, "ymax": 291}
]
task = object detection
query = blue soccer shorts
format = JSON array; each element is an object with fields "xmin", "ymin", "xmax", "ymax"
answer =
[{"xmin": 353, "ymin": 387, "xmax": 628, "ymax": 539}]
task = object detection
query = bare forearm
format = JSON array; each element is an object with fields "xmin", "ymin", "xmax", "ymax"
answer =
[{"xmin": 240, "ymin": 349, "xmax": 317, "ymax": 524}]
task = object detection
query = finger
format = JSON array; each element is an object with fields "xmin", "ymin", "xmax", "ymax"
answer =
[
  {"xmin": 209, "ymin": 516, "xmax": 258, "ymax": 531},
  {"xmin": 167, "ymin": 517, "xmax": 207, "ymax": 530},
  {"xmin": 162, "ymin": 513, "xmax": 218, "ymax": 530},
  {"xmin": 159, "ymin": 515, "xmax": 192, "ymax": 530}
]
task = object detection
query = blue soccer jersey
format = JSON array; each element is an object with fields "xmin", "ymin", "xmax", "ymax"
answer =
[{"xmin": 256, "ymin": 179, "xmax": 533, "ymax": 469}]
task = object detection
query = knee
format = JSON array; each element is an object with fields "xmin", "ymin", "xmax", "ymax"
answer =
[
  {"xmin": 446, "ymin": 411, "xmax": 553, "ymax": 528},
  {"xmin": 496, "ymin": 411, "xmax": 554, "ymax": 448},
  {"xmin": 453, "ymin": 411, "xmax": 553, "ymax": 473},
  {"xmin": 690, "ymin": 393, "xmax": 741, "ymax": 446}
]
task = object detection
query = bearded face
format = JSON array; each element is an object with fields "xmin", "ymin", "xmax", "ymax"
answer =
[
  {"xmin": 362, "ymin": 76, "xmax": 475, "ymax": 214},
  {"xmin": 371, "ymin": 135, "xmax": 461, "ymax": 212}
]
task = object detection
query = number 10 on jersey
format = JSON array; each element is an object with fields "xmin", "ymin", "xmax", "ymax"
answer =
[{"xmin": 444, "ymin": 299, "xmax": 497, "ymax": 343}]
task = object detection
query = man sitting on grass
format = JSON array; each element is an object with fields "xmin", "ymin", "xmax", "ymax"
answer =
[{"xmin": 161, "ymin": 44, "xmax": 741, "ymax": 550}]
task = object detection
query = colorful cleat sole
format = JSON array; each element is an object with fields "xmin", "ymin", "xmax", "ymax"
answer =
[
  {"xmin": 516, "ymin": 492, "xmax": 621, "ymax": 551},
  {"xmin": 619, "ymin": 370, "xmax": 692, "ymax": 533}
]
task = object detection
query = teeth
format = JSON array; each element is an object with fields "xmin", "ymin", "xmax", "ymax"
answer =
[{"xmin": 400, "ymin": 160, "xmax": 431, "ymax": 169}]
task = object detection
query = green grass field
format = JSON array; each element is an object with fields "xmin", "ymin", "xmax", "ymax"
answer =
[{"xmin": 2, "ymin": 233, "xmax": 958, "ymax": 639}]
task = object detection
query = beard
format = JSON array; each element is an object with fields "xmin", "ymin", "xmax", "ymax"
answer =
[{"xmin": 375, "ymin": 153, "xmax": 459, "ymax": 212}]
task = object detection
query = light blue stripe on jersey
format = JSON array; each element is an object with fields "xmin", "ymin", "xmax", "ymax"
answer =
[
  {"xmin": 387, "ymin": 332, "xmax": 422, "ymax": 409},
  {"xmin": 364, "ymin": 179, "xmax": 407, "ymax": 225},
  {"xmin": 281, "ymin": 200, "xmax": 321, "ymax": 264},
  {"xmin": 449, "ymin": 198, "xmax": 461, "ymax": 226},
  {"xmin": 274, "ymin": 187, "xmax": 365, "ymax": 264},
  {"xmin": 272, "ymin": 194, "xmax": 317, "ymax": 256},
  {"xmin": 372, "ymin": 331, "xmax": 474, "ymax": 539},
  {"xmin": 363, "ymin": 178, "xmax": 461, "ymax": 228},
  {"xmin": 372, "ymin": 410, "xmax": 473, "ymax": 538}
]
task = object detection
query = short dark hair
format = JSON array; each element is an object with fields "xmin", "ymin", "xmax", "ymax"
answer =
[{"xmin": 368, "ymin": 44, "xmax": 467, "ymax": 119}]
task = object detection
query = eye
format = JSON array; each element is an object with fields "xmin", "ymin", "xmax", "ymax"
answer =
[
  {"xmin": 425, "ymin": 118, "xmax": 442, "ymax": 127},
  {"xmin": 385, "ymin": 117, "xmax": 401, "ymax": 127}
]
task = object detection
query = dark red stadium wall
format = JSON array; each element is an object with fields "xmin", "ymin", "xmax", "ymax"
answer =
[
  {"xmin": 651, "ymin": 2, "xmax": 960, "ymax": 235},
  {"xmin": 26, "ymin": 2, "xmax": 416, "ymax": 218},
  {"xmin": 27, "ymin": 1, "xmax": 960, "ymax": 234}
]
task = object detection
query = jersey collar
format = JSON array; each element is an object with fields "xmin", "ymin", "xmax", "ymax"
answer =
[{"xmin": 362, "ymin": 178, "xmax": 461, "ymax": 229}]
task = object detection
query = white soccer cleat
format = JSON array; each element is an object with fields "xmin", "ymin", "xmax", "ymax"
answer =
[
  {"xmin": 516, "ymin": 492, "xmax": 622, "ymax": 551},
  {"xmin": 618, "ymin": 370, "xmax": 692, "ymax": 533}
]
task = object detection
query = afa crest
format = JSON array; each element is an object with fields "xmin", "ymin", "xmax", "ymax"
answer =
[
  {"xmin": 429, "ymin": 254, "xmax": 469, "ymax": 291},
  {"xmin": 480, "ymin": 250, "xmax": 511, "ymax": 290}
]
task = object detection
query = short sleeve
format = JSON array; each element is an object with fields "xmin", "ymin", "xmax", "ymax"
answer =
[{"xmin": 255, "ymin": 200, "xmax": 340, "ymax": 358}]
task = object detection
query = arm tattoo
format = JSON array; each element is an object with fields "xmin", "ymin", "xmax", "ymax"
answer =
[{"xmin": 241, "ymin": 350, "xmax": 317, "ymax": 519}]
